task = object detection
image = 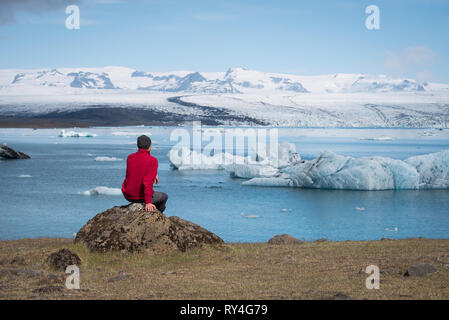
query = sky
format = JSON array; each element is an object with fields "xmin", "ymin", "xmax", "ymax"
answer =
[{"xmin": 0, "ymin": 0, "xmax": 448, "ymax": 82}]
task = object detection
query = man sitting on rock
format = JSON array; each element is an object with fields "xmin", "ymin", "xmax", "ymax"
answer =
[{"xmin": 122, "ymin": 135, "xmax": 168, "ymax": 212}]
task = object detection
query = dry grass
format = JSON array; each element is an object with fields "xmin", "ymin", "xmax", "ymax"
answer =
[{"xmin": 0, "ymin": 238, "xmax": 448, "ymax": 300}]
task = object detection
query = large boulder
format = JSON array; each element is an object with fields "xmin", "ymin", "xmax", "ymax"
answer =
[
  {"xmin": 268, "ymin": 234, "xmax": 303, "ymax": 245},
  {"xmin": 0, "ymin": 144, "xmax": 30, "ymax": 159},
  {"xmin": 404, "ymin": 263, "xmax": 437, "ymax": 277},
  {"xmin": 46, "ymin": 249, "xmax": 82, "ymax": 271},
  {"xmin": 74, "ymin": 203, "xmax": 224, "ymax": 253}
]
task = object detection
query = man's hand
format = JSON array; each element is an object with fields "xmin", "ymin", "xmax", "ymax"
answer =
[
  {"xmin": 154, "ymin": 175, "xmax": 159, "ymax": 184},
  {"xmin": 145, "ymin": 203, "xmax": 156, "ymax": 212}
]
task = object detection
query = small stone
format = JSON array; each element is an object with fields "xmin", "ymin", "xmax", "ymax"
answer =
[
  {"xmin": 0, "ymin": 268, "xmax": 43, "ymax": 278},
  {"xmin": 108, "ymin": 271, "xmax": 133, "ymax": 282},
  {"xmin": 268, "ymin": 234, "xmax": 303, "ymax": 245},
  {"xmin": 38, "ymin": 274, "xmax": 65, "ymax": 285},
  {"xmin": 332, "ymin": 292, "xmax": 353, "ymax": 300},
  {"xmin": 46, "ymin": 249, "xmax": 81, "ymax": 271},
  {"xmin": 32, "ymin": 286, "xmax": 64, "ymax": 294},
  {"xmin": 163, "ymin": 271, "xmax": 177, "ymax": 275},
  {"xmin": 404, "ymin": 263, "xmax": 437, "ymax": 277},
  {"xmin": 10, "ymin": 256, "xmax": 26, "ymax": 266},
  {"xmin": 381, "ymin": 268, "xmax": 401, "ymax": 275}
]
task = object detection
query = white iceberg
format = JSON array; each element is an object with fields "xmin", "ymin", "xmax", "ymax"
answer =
[
  {"xmin": 168, "ymin": 142, "xmax": 301, "ymax": 178},
  {"xmin": 81, "ymin": 186, "xmax": 122, "ymax": 196},
  {"xmin": 168, "ymin": 147, "xmax": 244, "ymax": 170},
  {"xmin": 243, "ymin": 149, "xmax": 449, "ymax": 190},
  {"xmin": 240, "ymin": 213, "xmax": 260, "ymax": 219},
  {"xmin": 59, "ymin": 129, "xmax": 97, "ymax": 138},
  {"xmin": 283, "ymin": 150, "xmax": 420, "ymax": 190},
  {"xmin": 112, "ymin": 131, "xmax": 151, "ymax": 137},
  {"xmin": 242, "ymin": 177, "xmax": 293, "ymax": 187},
  {"xmin": 169, "ymin": 140, "xmax": 449, "ymax": 190},
  {"xmin": 226, "ymin": 163, "xmax": 279, "ymax": 179},
  {"xmin": 94, "ymin": 156, "xmax": 122, "ymax": 162},
  {"xmin": 405, "ymin": 149, "xmax": 449, "ymax": 189},
  {"xmin": 360, "ymin": 136, "xmax": 394, "ymax": 141}
]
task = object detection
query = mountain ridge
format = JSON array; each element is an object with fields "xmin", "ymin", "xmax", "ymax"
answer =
[{"xmin": 1, "ymin": 66, "xmax": 447, "ymax": 94}]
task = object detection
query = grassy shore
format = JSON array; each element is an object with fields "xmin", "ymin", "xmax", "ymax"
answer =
[{"xmin": 0, "ymin": 238, "xmax": 448, "ymax": 300}]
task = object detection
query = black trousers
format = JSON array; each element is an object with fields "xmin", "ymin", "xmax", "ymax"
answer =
[{"xmin": 126, "ymin": 191, "xmax": 168, "ymax": 212}]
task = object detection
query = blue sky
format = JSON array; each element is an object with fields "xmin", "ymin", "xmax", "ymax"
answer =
[{"xmin": 1, "ymin": 0, "xmax": 449, "ymax": 82}]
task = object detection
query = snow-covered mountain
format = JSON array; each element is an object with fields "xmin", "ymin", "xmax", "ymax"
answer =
[
  {"xmin": 0, "ymin": 66, "xmax": 449, "ymax": 127},
  {"xmin": 2, "ymin": 66, "xmax": 444, "ymax": 94}
]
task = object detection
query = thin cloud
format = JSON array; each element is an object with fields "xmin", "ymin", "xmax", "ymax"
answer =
[
  {"xmin": 0, "ymin": 0, "xmax": 81, "ymax": 26},
  {"xmin": 385, "ymin": 46, "xmax": 439, "ymax": 82},
  {"xmin": 192, "ymin": 12, "xmax": 235, "ymax": 22}
]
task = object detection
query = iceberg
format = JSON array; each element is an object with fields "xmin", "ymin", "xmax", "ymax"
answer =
[
  {"xmin": 244, "ymin": 149, "xmax": 449, "ymax": 190},
  {"xmin": 94, "ymin": 156, "xmax": 122, "ymax": 162},
  {"xmin": 168, "ymin": 142, "xmax": 301, "ymax": 177},
  {"xmin": 227, "ymin": 164, "xmax": 279, "ymax": 179},
  {"xmin": 282, "ymin": 151, "xmax": 419, "ymax": 190},
  {"xmin": 81, "ymin": 186, "xmax": 122, "ymax": 196},
  {"xmin": 112, "ymin": 131, "xmax": 151, "ymax": 137},
  {"xmin": 59, "ymin": 129, "xmax": 96, "ymax": 138},
  {"xmin": 169, "ymin": 140, "xmax": 449, "ymax": 190},
  {"xmin": 242, "ymin": 177, "xmax": 293, "ymax": 187},
  {"xmin": 405, "ymin": 149, "xmax": 449, "ymax": 189},
  {"xmin": 168, "ymin": 147, "xmax": 245, "ymax": 170}
]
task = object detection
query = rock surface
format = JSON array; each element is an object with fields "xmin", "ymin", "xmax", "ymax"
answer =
[
  {"xmin": 404, "ymin": 263, "xmax": 437, "ymax": 277},
  {"xmin": 46, "ymin": 249, "xmax": 81, "ymax": 271},
  {"xmin": 268, "ymin": 234, "xmax": 303, "ymax": 245},
  {"xmin": 75, "ymin": 203, "xmax": 224, "ymax": 253},
  {"xmin": 0, "ymin": 144, "xmax": 30, "ymax": 159}
]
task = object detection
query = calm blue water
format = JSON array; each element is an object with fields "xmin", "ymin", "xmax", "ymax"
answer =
[{"xmin": 1, "ymin": 127, "xmax": 449, "ymax": 242}]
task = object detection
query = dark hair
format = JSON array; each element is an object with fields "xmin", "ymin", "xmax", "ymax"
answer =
[{"xmin": 137, "ymin": 135, "xmax": 152, "ymax": 149}]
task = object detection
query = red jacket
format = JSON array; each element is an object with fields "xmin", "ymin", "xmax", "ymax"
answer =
[{"xmin": 122, "ymin": 149, "xmax": 158, "ymax": 204}]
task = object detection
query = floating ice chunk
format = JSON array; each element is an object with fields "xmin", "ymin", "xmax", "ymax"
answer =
[
  {"xmin": 18, "ymin": 174, "xmax": 32, "ymax": 178},
  {"xmin": 240, "ymin": 213, "xmax": 260, "ymax": 219},
  {"xmin": 281, "ymin": 208, "xmax": 288, "ymax": 212},
  {"xmin": 168, "ymin": 141, "xmax": 300, "ymax": 173},
  {"xmin": 284, "ymin": 150, "xmax": 419, "ymax": 190},
  {"xmin": 168, "ymin": 147, "xmax": 247, "ymax": 170},
  {"xmin": 112, "ymin": 131, "xmax": 151, "ymax": 136},
  {"xmin": 360, "ymin": 137, "xmax": 394, "ymax": 141},
  {"xmin": 94, "ymin": 156, "xmax": 122, "ymax": 162},
  {"xmin": 405, "ymin": 149, "xmax": 449, "ymax": 189},
  {"xmin": 81, "ymin": 186, "xmax": 122, "ymax": 196},
  {"xmin": 243, "ymin": 177, "xmax": 293, "ymax": 187},
  {"xmin": 252, "ymin": 141, "xmax": 301, "ymax": 168},
  {"xmin": 59, "ymin": 129, "xmax": 96, "ymax": 138},
  {"xmin": 355, "ymin": 207, "xmax": 365, "ymax": 211},
  {"xmin": 227, "ymin": 164, "xmax": 279, "ymax": 179}
]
